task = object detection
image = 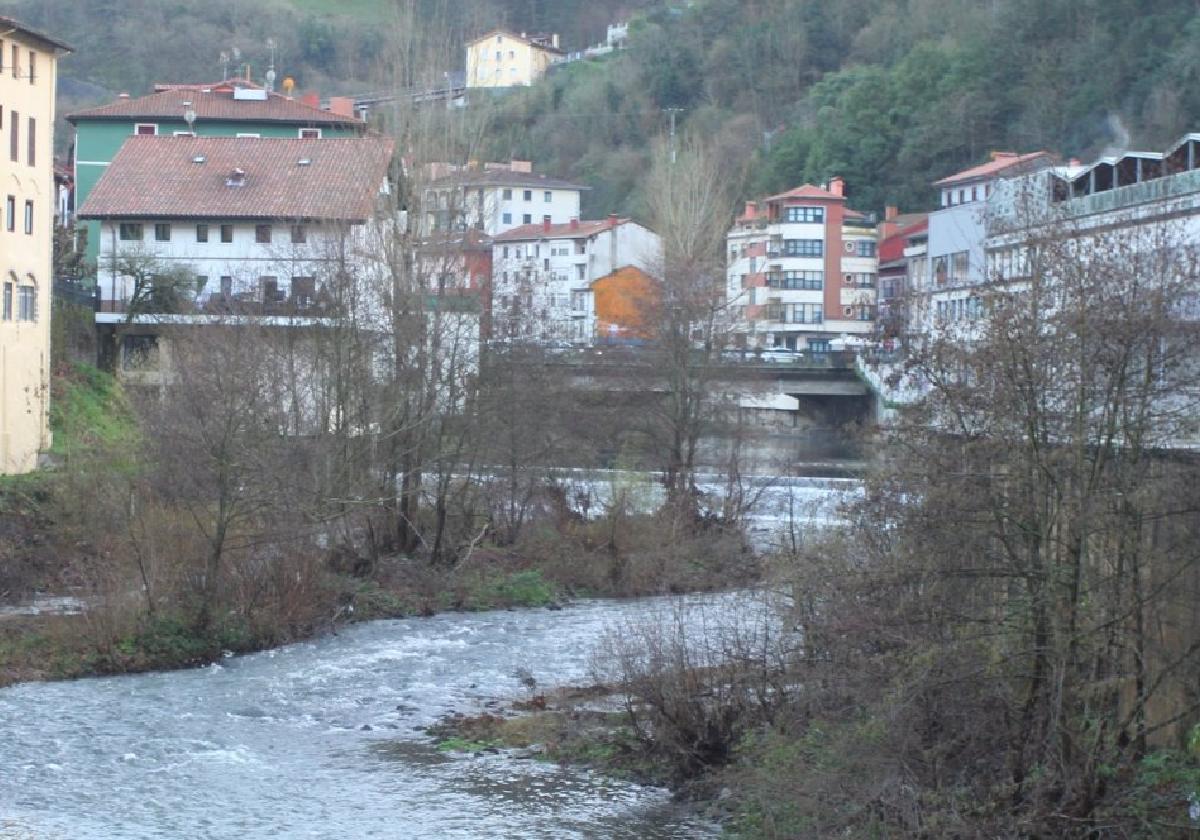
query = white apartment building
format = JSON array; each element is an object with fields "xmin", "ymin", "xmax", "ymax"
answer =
[
  {"xmin": 491, "ymin": 216, "xmax": 660, "ymax": 342},
  {"xmin": 912, "ymin": 151, "xmax": 1055, "ymax": 337},
  {"xmin": 80, "ymin": 135, "xmax": 396, "ymax": 322},
  {"xmin": 727, "ymin": 178, "xmax": 878, "ymax": 352},
  {"xmin": 425, "ymin": 161, "xmax": 586, "ymax": 237}
]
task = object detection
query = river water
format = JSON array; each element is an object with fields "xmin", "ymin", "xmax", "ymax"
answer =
[{"xmin": 0, "ymin": 594, "xmax": 772, "ymax": 839}]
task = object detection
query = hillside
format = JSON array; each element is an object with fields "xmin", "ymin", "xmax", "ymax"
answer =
[{"xmin": 8, "ymin": 0, "xmax": 1200, "ymax": 217}]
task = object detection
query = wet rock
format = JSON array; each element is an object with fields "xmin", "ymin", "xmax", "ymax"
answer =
[{"xmin": 360, "ymin": 724, "xmax": 373, "ymax": 731}]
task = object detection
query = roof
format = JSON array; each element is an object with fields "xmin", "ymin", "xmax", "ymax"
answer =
[
  {"xmin": 67, "ymin": 87, "xmax": 363, "ymax": 127},
  {"xmin": 468, "ymin": 28, "xmax": 565, "ymax": 54},
  {"xmin": 879, "ymin": 218, "xmax": 928, "ymax": 264},
  {"xmin": 763, "ymin": 184, "xmax": 847, "ymax": 202},
  {"xmin": 933, "ymin": 151, "xmax": 1054, "ymax": 187},
  {"xmin": 0, "ymin": 16, "xmax": 73, "ymax": 53},
  {"xmin": 78, "ymin": 136, "xmax": 395, "ymax": 222},
  {"xmin": 438, "ymin": 168, "xmax": 588, "ymax": 191},
  {"xmin": 493, "ymin": 218, "xmax": 628, "ymax": 242}
]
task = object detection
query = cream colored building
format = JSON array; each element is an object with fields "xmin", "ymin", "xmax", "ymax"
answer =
[
  {"xmin": 0, "ymin": 18, "xmax": 69, "ymax": 473},
  {"xmin": 466, "ymin": 29, "xmax": 563, "ymax": 89}
]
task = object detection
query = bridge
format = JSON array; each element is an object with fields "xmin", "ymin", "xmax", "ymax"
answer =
[{"xmin": 538, "ymin": 349, "xmax": 871, "ymax": 399}]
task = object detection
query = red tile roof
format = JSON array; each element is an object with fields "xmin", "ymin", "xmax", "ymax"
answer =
[
  {"xmin": 763, "ymin": 184, "xmax": 846, "ymax": 202},
  {"xmin": 67, "ymin": 87, "xmax": 363, "ymax": 127},
  {"xmin": 493, "ymin": 218, "xmax": 627, "ymax": 241},
  {"xmin": 933, "ymin": 151, "xmax": 1054, "ymax": 187},
  {"xmin": 78, "ymin": 136, "xmax": 395, "ymax": 222}
]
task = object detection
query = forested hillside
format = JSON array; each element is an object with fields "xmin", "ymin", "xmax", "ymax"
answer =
[{"xmin": 7, "ymin": 0, "xmax": 1200, "ymax": 215}]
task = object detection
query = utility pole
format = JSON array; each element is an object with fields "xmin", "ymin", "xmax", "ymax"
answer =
[{"xmin": 666, "ymin": 108, "xmax": 683, "ymax": 164}]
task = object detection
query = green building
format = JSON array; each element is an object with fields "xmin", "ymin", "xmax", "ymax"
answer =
[{"xmin": 67, "ymin": 80, "xmax": 366, "ymax": 270}]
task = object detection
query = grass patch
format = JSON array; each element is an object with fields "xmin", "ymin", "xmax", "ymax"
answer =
[{"xmin": 48, "ymin": 362, "xmax": 136, "ymax": 457}]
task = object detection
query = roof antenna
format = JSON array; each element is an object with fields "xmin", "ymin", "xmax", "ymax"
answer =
[{"xmin": 219, "ymin": 50, "xmax": 230, "ymax": 80}]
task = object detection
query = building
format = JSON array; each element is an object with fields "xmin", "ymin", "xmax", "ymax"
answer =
[
  {"xmin": 465, "ymin": 30, "xmax": 563, "ymax": 89},
  {"xmin": 0, "ymin": 18, "xmax": 70, "ymax": 474},
  {"xmin": 491, "ymin": 216, "xmax": 660, "ymax": 342},
  {"xmin": 727, "ymin": 178, "xmax": 879, "ymax": 352},
  {"xmin": 78, "ymin": 135, "xmax": 396, "ymax": 366},
  {"xmin": 916, "ymin": 151, "xmax": 1055, "ymax": 336},
  {"xmin": 67, "ymin": 79, "xmax": 367, "ymax": 267},
  {"xmin": 424, "ymin": 161, "xmax": 586, "ymax": 237},
  {"xmin": 877, "ymin": 214, "xmax": 927, "ymax": 344},
  {"xmin": 592, "ymin": 265, "xmax": 658, "ymax": 342}
]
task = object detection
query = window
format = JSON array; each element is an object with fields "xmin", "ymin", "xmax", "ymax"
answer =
[
  {"xmin": 9, "ymin": 111, "xmax": 17, "ymax": 162},
  {"xmin": 933, "ymin": 256, "xmax": 948, "ymax": 285},
  {"xmin": 0, "ymin": 40, "xmax": 4, "ymax": 73},
  {"xmin": 855, "ymin": 240, "xmax": 877, "ymax": 257},
  {"xmin": 236, "ymin": 133, "xmax": 261, "ymax": 139},
  {"xmin": 290, "ymin": 224, "xmax": 307, "ymax": 244},
  {"xmin": 783, "ymin": 239, "xmax": 823, "ymax": 257},
  {"xmin": 121, "ymin": 335, "xmax": 158, "ymax": 370},
  {"xmin": 196, "ymin": 223, "xmax": 208, "ymax": 243},
  {"xmin": 27, "ymin": 51, "xmax": 34, "ymax": 84},
  {"xmin": 543, "ymin": 214, "xmax": 551, "ymax": 224},
  {"xmin": 2, "ymin": 280, "xmax": 10, "ymax": 320},
  {"xmin": 785, "ymin": 206, "xmax": 824, "ymax": 223},
  {"xmin": 154, "ymin": 223, "xmax": 171, "ymax": 242},
  {"xmin": 768, "ymin": 270, "xmax": 823, "ymax": 290},
  {"xmin": 220, "ymin": 224, "xmax": 233, "ymax": 243},
  {"xmin": 543, "ymin": 258, "xmax": 550, "ymax": 270},
  {"xmin": 23, "ymin": 200, "xmax": 32, "ymax": 235},
  {"xmin": 173, "ymin": 131, "xmax": 194, "ymax": 137},
  {"xmin": 26, "ymin": 118, "xmax": 33, "ymax": 166},
  {"xmin": 543, "ymin": 191, "xmax": 552, "ymax": 203},
  {"xmin": 10, "ymin": 44, "xmax": 16, "ymax": 78},
  {"xmin": 951, "ymin": 250, "xmax": 970, "ymax": 281},
  {"xmin": 291, "ymin": 276, "xmax": 316, "ymax": 306},
  {"xmin": 844, "ymin": 272, "xmax": 875, "ymax": 288},
  {"xmin": 220, "ymin": 276, "xmax": 233, "ymax": 296},
  {"xmin": 766, "ymin": 302, "xmax": 823, "ymax": 324},
  {"xmin": 501, "ymin": 246, "xmax": 509, "ymax": 258},
  {"xmin": 259, "ymin": 276, "xmax": 281, "ymax": 302},
  {"xmin": 523, "ymin": 190, "xmax": 532, "ymax": 201},
  {"xmin": 134, "ymin": 123, "xmax": 157, "ymax": 136},
  {"xmin": 4, "ymin": 195, "xmax": 12, "ymax": 231},
  {"xmin": 522, "ymin": 214, "xmax": 532, "ymax": 224},
  {"xmin": 118, "ymin": 222, "xmax": 143, "ymax": 241},
  {"xmin": 502, "ymin": 212, "xmax": 512, "ymax": 225},
  {"xmin": 255, "ymin": 224, "xmax": 273, "ymax": 243},
  {"xmin": 298, "ymin": 128, "xmax": 321, "ymax": 139},
  {"xmin": 502, "ymin": 188, "xmax": 513, "ymax": 200},
  {"xmin": 17, "ymin": 283, "xmax": 35, "ymax": 321}
]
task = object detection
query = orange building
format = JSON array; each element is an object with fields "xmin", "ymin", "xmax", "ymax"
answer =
[{"xmin": 592, "ymin": 266, "xmax": 658, "ymax": 342}]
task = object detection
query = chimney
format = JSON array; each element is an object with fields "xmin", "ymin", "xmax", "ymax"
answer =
[
  {"xmin": 829, "ymin": 176, "xmax": 845, "ymax": 197},
  {"xmin": 607, "ymin": 213, "xmax": 619, "ymax": 227},
  {"xmin": 744, "ymin": 201, "xmax": 757, "ymax": 220},
  {"xmin": 1069, "ymin": 157, "xmax": 1081, "ymax": 167},
  {"xmin": 570, "ymin": 217, "xmax": 580, "ymax": 230},
  {"xmin": 543, "ymin": 217, "xmax": 552, "ymax": 232},
  {"xmin": 300, "ymin": 91, "xmax": 320, "ymax": 109},
  {"xmin": 328, "ymin": 96, "xmax": 355, "ymax": 118},
  {"xmin": 552, "ymin": 33, "xmax": 560, "ymax": 49},
  {"xmin": 884, "ymin": 205, "xmax": 898, "ymax": 221},
  {"xmin": 509, "ymin": 160, "xmax": 533, "ymax": 173}
]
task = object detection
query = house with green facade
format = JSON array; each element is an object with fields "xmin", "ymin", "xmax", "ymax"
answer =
[{"xmin": 67, "ymin": 79, "xmax": 366, "ymax": 269}]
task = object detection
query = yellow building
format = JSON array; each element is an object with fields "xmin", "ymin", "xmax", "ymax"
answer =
[
  {"xmin": 466, "ymin": 29, "xmax": 563, "ymax": 89},
  {"xmin": 0, "ymin": 18, "xmax": 70, "ymax": 474}
]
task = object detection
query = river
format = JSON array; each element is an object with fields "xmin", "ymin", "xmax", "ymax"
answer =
[{"xmin": 0, "ymin": 594, "xmax": 771, "ymax": 839}]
